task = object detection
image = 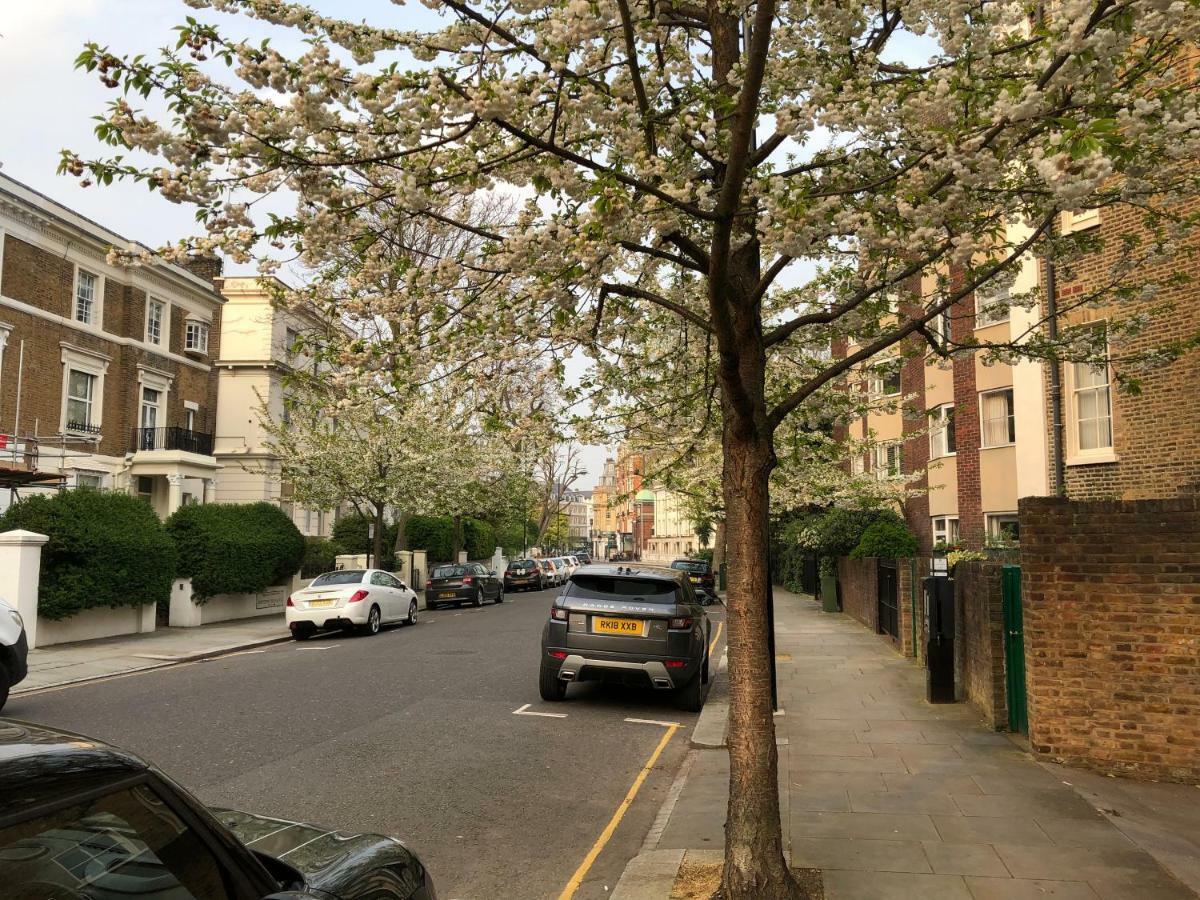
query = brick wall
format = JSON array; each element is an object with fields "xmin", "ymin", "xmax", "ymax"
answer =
[
  {"xmin": 951, "ymin": 295, "xmax": 984, "ymax": 549},
  {"xmin": 1020, "ymin": 495, "xmax": 1200, "ymax": 781},
  {"xmin": 838, "ymin": 557, "xmax": 878, "ymax": 633},
  {"xmin": 953, "ymin": 561, "xmax": 1009, "ymax": 730}
]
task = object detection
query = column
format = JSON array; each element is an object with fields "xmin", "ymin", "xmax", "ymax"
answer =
[
  {"xmin": 203, "ymin": 478, "xmax": 216, "ymax": 504},
  {"xmin": 166, "ymin": 474, "xmax": 185, "ymax": 516},
  {"xmin": 0, "ymin": 529, "xmax": 49, "ymax": 649}
]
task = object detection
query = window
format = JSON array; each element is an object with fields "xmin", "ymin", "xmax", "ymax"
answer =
[
  {"xmin": 136, "ymin": 475, "xmax": 155, "ymax": 501},
  {"xmin": 975, "ymin": 283, "xmax": 1009, "ymax": 327},
  {"xmin": 869, "ymin": 359, "xmax": 902, "ymax": 397},
  {"xmin": 980, "ymin": 388, "xmax": 1016, "ymax": 447},
  {"xmin": 140, "ymin": 387, "xmax": 161, "ymax": 431},
  {"xmin": 185, "ymin": 407, "xmax": 197, "ymax": 432},
  {"xmin": 932, "ymin": 307, "xmax": 952, "ymax": 345},
  {"xmin": 1061, "ymin": 207, "xmax": 1100, "ymax": 234},
  {"xmin": 932, "ymin": 516, "xmax": 960, "ymax": 547},
  {"xmin": 986, "ymin": 513, "xmax": 1020, "ymax": 544},
  {"xmin": 0, "ymin": 783, "xmax": 243, "ymax": 900},
  {"xmin": 146, "ymin": 298, "xmax": 166, "ymax": 345},
  {"xmin": 74, "ymin": 268, "xmax": 98, "ymax": 325},
  {"xmin": 76, "ymin": 471, "xmax": 104, "ymax": 490},
  {"xmin": 929, "ymin": 404, "xmax": 956, "ymax": 458},
  {"xmin": 285, "ymin": 327, "xmax": 300, "ymax": 355},
  {"xmin": 185, "ymin": 321, "xmax": 210, "ymax": 354},
  {"xmin": 65, "ymin": 369, "xmax": 97, "ymax": 431},
  {"xmin": 1072, "ymin": 359, "xmax": 1113, "ymax": 452},
  {"xmin": 872, "ymin": 443, "xmax": 901, "ymax": 479}
]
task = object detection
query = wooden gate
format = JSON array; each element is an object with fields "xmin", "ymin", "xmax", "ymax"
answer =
[
  {"xmin": 877, "ymin": 559, "xmax": 899, "ymax": 639},
  {"xmin": 1002, "ymin": 565, "xmax": 1028, "ymax": 733}
]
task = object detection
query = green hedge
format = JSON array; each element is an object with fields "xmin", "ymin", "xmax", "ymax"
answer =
[
  {"xmin": 301, "ymin": 536, "xmax": 339, "ymax": 578},
  {"xmin": 331, "ymin": 512, "xmax": 399, "ymax": 556},
  {"xmin": 850, "ymin": 518, "xmax": 919, "ymax": 559},
  {"xmin": 0, "ymin": 489, "xmax": 177, "ymax": 620},
  {"xmin": 405, "ymin": 514, "xmax": 454, "ymax": 562},
  {"xmin": 463, "ymin": 517, "xmax": 496, "ymax": 560},
  {"xmin": 167, "ymin": 502, "xmax": 304, "ymax": 600}
]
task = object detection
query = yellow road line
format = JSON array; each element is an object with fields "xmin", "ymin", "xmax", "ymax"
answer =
[
  {"xmin": 558, "ymin": 723, "xmax": 680, "ymax": 900},
  {"xmin": 708, "ymin": 620, "xmax": 724, "ymax": 657}
]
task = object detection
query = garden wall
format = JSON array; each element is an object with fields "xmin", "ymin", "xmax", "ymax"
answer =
[
  {"xmin": 37, "ymin": 603, "xmax": 157, "ymax": 647},
  {"xmin": 952, "ymin": 560, "xmax": 1008, "ymax": 730},
  {"xmin": 1020, "ymin": 496, "xmax": 1200, "ymax": 781},
  {"xmin": 169, "ymin": 576, "xmax": 293, "ymax": 627},
  {"xmin": 838, "ymin": 557, "xmax": 878, "ymax": 632}
]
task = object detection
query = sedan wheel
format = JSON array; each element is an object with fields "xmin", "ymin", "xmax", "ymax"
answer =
[
  {"xmin": 361, "ymin": 605, "xmax": 382, "ymax": 636},
  {"xmin": 495, "ymin": 586, "xmax": 504, "ymax": 604},
  {"xmin": 472, "ymin": 588, "xmax": 483, "ymax": 608},
  {"xmin": 406, "ymin": 599, "xmax": 418, "ymax": 626}
]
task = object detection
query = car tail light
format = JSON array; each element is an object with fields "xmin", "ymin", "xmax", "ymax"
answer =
[
  {"xmin": 551, "ymin": 606, "xmax": 568, "ymax": 621},
  {"xmin": 669, "ymin": 616, "xmax": 694, "ymax": 630},
  {"xmin": 348, "ymin": 590, "xmax": 369, "ymax": 603},
  {"xmin": 425, "ymin": 580, "xmax": 432, "ymax": 588},
  {"xmin": 665, "ymin": 659, "xmax": 687, "ymax": 669},
  {"xmin": 462, "ymin": 575, "xmax": 473, "ymax": 584},
  {"xmin": 286, "ymin": 595, "xmax": 294, "ymax": 607},
  {"xmin": 549, "ymin": 650, "xmax": 568, "ymax": 659}
]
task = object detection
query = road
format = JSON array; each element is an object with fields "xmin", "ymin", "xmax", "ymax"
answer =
[{"xmin": 7, "ymin": 584, "xmax": 725, "ymax": 900}]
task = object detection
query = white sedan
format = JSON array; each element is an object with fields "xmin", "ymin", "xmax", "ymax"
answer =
[{"xmin": 286, "ymin": 568, "xmax": 419, "ymax": 640}]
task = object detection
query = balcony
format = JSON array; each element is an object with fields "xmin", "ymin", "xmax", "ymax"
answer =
[{"xmin": 130, "ymin": 426, "xmax": 214, "ymax": 457}]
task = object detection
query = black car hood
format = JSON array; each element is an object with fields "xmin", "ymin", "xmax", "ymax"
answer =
[{"xmin": 214, "ymin": 807, "xmax": 422, "ymax": 895}]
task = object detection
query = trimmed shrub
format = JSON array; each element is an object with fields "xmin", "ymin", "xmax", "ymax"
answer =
[
  {"xmin": 301, "ymin": 536, "xmax": 339, "ymax": 578},
  {"xmin": 405, "ymin": 514, "xmax": 454, "ymax": 562},
  {"xmin": 850, "ymin": 518, "xmax": 919, "ymax": 559},
  {"xmin": 167, "ymin": 502, "xmax": 304, "ymax": 600},
  {"xmin": 0, "ymin": 489, "xmax": 176, "ymax": 620},
  {"xmin": 331, "ymin": 512, "xmax": 399, "ymax": 555},
  {"xmin": 463, "ymin": 517, "xmax": 496, "ymax": 560}
]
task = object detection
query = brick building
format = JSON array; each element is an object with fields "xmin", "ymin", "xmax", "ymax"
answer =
[
  {"xmin": 848, "ymin": 206, "xmax": 1200, "ymax": 551},
  {"xmin": 0, "ymin": 173, "xmax": 223, "ymax": 516}
]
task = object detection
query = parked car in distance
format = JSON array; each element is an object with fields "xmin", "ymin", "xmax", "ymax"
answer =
[
  {"xmin": 426, "ymin": 563, "xmax": 503, "ymax": 610},
  {"xmin": 539, "ymin": 564, "xmax": 711, "ymax": 711},
  {"xmin": 556, "ymin": 556, "xmax": 577, "ymax": 579},
  {"xmin": 574, "ymin": 552, "xmax": 592, "ymax": 565},
  {"xmin": 541, "ymin": 558, "xmax": 562, "ymax": 586},
  {"xmin": 0, "ymin": 596, "xmax": 28, "ymax": 712},
  {"xmin": 0, "ymin": 718, "xmax": 436, "ymax": 900},
  {"xmin": 505, "ymin": 558, "xmax": 548, "ymax": 591},
  {"xmin": 670, "ymin": 558, "xmax": 717, "ymax": 603},
  {"xmin": 287, "ymin": 569, "xmax": 419, "ymax": 640}
]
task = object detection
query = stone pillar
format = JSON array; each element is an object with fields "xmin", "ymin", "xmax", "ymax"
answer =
[
  {"xmin": 394, "ymin": 550, "xmax": 413, "ymax": 588},
  {"xmin": 0, "ymin": 529, "xmax": 48, "ymax": 648},
  {"xmin": 169, "ymin": 577, "xmax": 203, "ymax": 627},
  {"xmin": 203, "ymin": 478, "xmax": 216, "ymax": 504},
  {"xmin": 456, "ymin": 550, "xmax": 468, "ymax": 564},
  {"xmin": 491, "ymin": 546, "xmax": 506, "ymax": 575},
  {"xmin": 166, "ymin": 474, "xmax": 185, "ymax": 516}
]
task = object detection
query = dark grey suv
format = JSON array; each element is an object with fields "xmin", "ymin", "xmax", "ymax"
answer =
[{"xmin": 539, "ymin": 564, "xmax": 711, "ymax": 711}]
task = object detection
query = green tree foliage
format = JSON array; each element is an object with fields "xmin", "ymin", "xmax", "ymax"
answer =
[
  {"xmin": 301, "ymin": 537, "xmax": 339, "ymax": 578},
  {"xmin": 167, "ymin": 502, "xmax": 304, "ymax": 600},
  {"xmin": 405, "ymin": 515, "xmax": 455, "ymax": 562},
  {"xmin": 850, "ymin": 519, "xmax": 919, "ymax": 560},
  {"xmin": 0, "ymin": 490, "xmax": 177, "ymax": 620},
  {"xmin": 331, "ymin": 513, "xmax": 399, "ymax": 558},
  {"xmin": 462, "ymin": 518, "xmax": 497, "ymax": 561}
]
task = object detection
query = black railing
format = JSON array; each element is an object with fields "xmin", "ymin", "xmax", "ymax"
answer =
[{"xmin": 131, "ymin": 426, "xmax": 214, "ymax": 456}]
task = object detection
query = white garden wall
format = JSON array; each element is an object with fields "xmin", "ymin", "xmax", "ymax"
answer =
[
  {"xmin": 36, "ymin": 602, "xmax": 157, "ymax": 647},
  {"xmin": 170, "ymin": 577, "xmax": 290, "ymax": 627}
]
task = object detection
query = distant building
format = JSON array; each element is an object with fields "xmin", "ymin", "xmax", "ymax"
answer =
[
  {"xmin": 0, "ymin": 172, "xmax": 222, "ymax": 517},
  {"xmin": 563, "ymin": 489, "xmax": 592, "ymax": 550}
]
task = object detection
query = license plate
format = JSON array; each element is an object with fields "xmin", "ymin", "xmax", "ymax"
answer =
[
  {"xmin": 309, "ymin": 599, "xmax": 335, "ymax": 608},
  {"xmin": 689, "ymin": 576, "xmax": 701, "ymax": 582},
  {"xmin": 439, "ymin": 591, "xmax": 457, "ymax": 599},
  {"xmin": 593, "ymin": 616, "xmax": 645, "ymax": 636}
]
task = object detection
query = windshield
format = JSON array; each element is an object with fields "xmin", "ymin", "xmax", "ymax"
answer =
[
  {"xmin": 433, "ymin": 565, "xmax": 469, "ymax": 578},
  {"xmin": 566, "ymin": 575, "xmax": 680, "ymax": 604},
  {"xmin": 671, "ymin": 560, "xmax": 709, "ymax": 573},
  {"xmin": 311, "ymin": 570, "xmax": 366, "ymax": 586}
]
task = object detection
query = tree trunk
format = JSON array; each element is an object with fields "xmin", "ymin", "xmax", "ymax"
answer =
[
  {"xmin": 452, "ymin": 514, "xmax": 464, "ymax": 560},
  {"xmin": 394, "ymin": 510, "xmax": 410, "ymax": 552},
  {"xmin": 372, "ymin": 504, "xmax": 386, "ymax": 568}
]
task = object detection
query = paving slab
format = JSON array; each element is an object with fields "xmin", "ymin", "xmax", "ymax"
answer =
[
  {"xmin": 823, "ymin": 870, "xmax": 973, "ymax": 899},
  {"xmin": 963, "ymin": 877, "xmax": 1101, "ymax": 899}
]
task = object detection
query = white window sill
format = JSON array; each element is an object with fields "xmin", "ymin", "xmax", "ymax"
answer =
[
  {"xmin": 980, "ymin": 443, "xmax": 1015, "ymax": 450},
  {"xmin": 1066, "ymin": 451, "xmax": 1118, "ymax": 467}
]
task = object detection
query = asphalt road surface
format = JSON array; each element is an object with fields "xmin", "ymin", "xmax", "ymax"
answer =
[{"xmin": 8, "ymin": 584, "xmax": 726, "ymax": 900}]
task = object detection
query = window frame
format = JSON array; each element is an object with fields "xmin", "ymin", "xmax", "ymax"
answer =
[
  {"xmin": 65, "ymin": 368, "xmax": 98, "ymax": 432},
  {"xmin": 931, "ymin": 516, "xmax": 960, "ymax": 547},
  {"xmin": 1061, "ymin": 207, "xmax": 1101, "ymax": 234},
  {"xmin": 145, "ymin": 297, "xmax": 167, "ymax": 346},
  {"xmin": 929, "ymin": 403, "xmax": 956, "ymax": 459},
  {"xmin": 871, "ymin": 442, "xmax": 901, "ymax": 480},
  {"xmin": 985, "ymin": 512, "xmax": 1021, "ymax": 544},
  {"xmin": 975, "ymin": 282, "xmax": 1010, "ymax": 328},
  {"xmin": 73, "ymin": 265, "xmax": 102, "ymax": 327},
  {"xmin": 1065, "ymin": 325, "xmax": 1116, "ymax": 464},
  {"xmin": 868, "ymin": 358, "xmax": 903, "ymax": 398},
  {"xmin": 979, "ymin": 387, "xmax": 1016, "ymax": 448},
  {"xmin": 185, "ymin": 319, "xmax": 211, "ymax": 354}
]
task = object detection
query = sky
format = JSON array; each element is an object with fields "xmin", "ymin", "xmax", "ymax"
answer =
[{"xmin": 0, "ymin": 1, "xmax": 611, "ymax": 489}]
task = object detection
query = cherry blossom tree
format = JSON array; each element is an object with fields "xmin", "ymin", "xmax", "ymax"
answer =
[{"xmin": 66, "ymin": 1, "xmax": 1200, "ymax": 893}]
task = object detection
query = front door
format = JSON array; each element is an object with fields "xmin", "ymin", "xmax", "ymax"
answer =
[{"xmin": 1002, "ymin": 565, "xmax": 1028, "ymax": 733}]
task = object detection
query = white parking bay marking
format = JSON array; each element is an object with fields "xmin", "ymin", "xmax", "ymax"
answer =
[
  {"xmin": 624, "ymin": 717, "xmax": 682, "ymax": 728},
  {"xmin": 513, "ymin": 703, "xmax": 567, "ymax": 719},
  {"xmin": 296, "ymin": 645, "xmax": 339, "ymax": 651}
]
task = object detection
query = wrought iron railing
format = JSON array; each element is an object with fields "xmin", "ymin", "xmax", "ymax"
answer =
[
  {"xmin": 131, "ymin": 426, "xmax": 214, "ymax": 456},
  {"xmin": 0, "ymin": 433, "xmax": 38, "ymax": 472}
]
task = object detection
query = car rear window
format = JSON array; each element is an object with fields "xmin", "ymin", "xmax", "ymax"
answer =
[
  {"xmin": 433, "ymin": 565, "xmax": 469, "ymax": 578},
  {"xmin": 566, "ymin": 575, "xmax": 680, "ymax": 604},
  {"xmin": 670, "ymin": 560, "xmax": 709, "ymax": 573},
  {"xmin": 508, "ymin": 560, "xmax": 537, "ymax": 570},
  {"xmin": 311, "ymin": 570, "xmax": 366, "ymax": 586}
]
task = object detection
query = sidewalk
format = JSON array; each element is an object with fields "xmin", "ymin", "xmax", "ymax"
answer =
[
  {"xmin": 14, "ymin": 616, "xmax": 290, "ymax": 694},
  {"xmin": 617, "ymin": 588, "xmax": 1199, "ymax": 900}
]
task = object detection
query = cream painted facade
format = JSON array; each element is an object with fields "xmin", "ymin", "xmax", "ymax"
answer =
[
  {"xmin": 642, "ymin": 486, "xmax": 700, "ymax": 563},
  {"xmin": 212, "ymin": 276, "xmax": 336, "ymax": 538}
]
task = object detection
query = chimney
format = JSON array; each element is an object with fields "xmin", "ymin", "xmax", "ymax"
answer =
[{"xmin": 180, "ymin": 253, "xmax": 224, "ymax": 288}]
